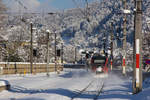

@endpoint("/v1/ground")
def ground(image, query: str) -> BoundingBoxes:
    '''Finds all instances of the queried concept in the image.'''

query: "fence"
[0,62,63,75]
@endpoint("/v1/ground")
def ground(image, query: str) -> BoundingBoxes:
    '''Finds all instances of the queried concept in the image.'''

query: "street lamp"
[46,29,50,76]
[30,22,33,74]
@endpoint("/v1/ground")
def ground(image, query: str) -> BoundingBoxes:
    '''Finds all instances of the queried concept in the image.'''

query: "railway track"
[93,82,104,100]
[71,80,94,100]
[71,79,105,100]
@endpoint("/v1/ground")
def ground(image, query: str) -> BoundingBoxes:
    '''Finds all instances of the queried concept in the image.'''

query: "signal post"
[133,0,143,94]
[110,22,114,71]
[122,0,127,75]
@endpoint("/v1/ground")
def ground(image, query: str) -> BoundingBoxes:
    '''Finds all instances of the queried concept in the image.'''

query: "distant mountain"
[0,0,149,63]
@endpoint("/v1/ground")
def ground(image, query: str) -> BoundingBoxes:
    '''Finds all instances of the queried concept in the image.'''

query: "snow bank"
[0,80,10,92]
[0,80,10,87]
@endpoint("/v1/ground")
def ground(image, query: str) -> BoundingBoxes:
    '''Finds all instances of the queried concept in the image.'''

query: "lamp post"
[30,22,33,74]
[46,29,50,76]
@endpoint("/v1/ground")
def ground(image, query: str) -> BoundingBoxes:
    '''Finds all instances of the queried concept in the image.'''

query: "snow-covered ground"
[0,68,150,100]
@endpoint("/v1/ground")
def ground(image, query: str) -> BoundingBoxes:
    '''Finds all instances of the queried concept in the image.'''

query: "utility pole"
[110,22,114,70]
[122,0,127,75]
[133,0,143,94]
[46,30,50,76]
[61,43,63,64]
[55,33,57,72]
[30,22,33,74]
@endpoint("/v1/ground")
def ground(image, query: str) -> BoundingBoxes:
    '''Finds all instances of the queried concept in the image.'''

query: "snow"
[0,68,150,100]
[0,80,10,87]
[0,81,6,86]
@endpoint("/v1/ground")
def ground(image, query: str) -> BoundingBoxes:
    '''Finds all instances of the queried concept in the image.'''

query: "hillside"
[0,0,149,63]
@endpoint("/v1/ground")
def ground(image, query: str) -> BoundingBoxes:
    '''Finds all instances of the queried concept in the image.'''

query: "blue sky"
[49,0,76,10]
[3,0,94,12]
[37,0,94,11]
[38,0,75,10]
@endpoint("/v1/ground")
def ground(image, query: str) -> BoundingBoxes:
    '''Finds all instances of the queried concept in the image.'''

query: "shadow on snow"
[10,97,45,100]
[9,83,134,100]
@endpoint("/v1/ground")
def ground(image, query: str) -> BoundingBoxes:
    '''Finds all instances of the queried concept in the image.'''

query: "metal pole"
[30,22,33,74]
[111,22,114,70]
[46,30,50,76]
[133,0,143,94]
[122,0,127,75]
[55,33,57,72]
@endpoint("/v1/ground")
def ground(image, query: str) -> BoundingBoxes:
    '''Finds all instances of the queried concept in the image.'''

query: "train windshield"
[91,53,106,64]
